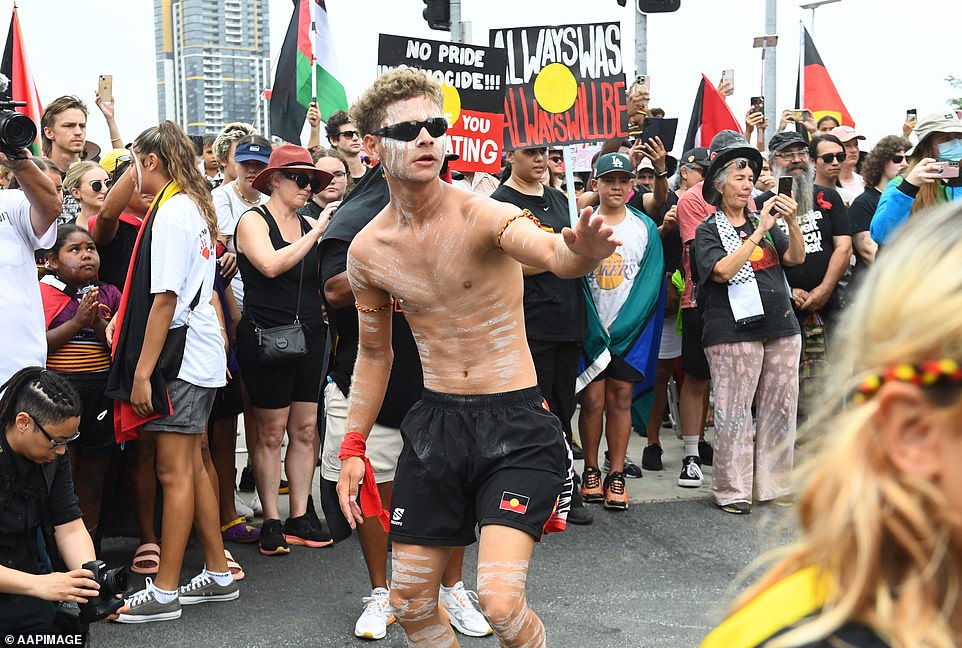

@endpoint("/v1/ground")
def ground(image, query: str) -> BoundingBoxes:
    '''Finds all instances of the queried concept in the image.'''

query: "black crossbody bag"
[253,256,308,365]
[157,286,202,380]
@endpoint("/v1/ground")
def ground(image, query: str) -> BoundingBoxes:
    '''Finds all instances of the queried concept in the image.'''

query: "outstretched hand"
[336,457,366,529]
[562,207,621,261]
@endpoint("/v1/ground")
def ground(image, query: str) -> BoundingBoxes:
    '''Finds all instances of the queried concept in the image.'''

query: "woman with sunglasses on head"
[234,144,334,557]
[691,140,804,515]
[106,121,237,623]
[702,201,962,648]
[63,161,111,232]
[870,112,962,245]
[847,136,910,280]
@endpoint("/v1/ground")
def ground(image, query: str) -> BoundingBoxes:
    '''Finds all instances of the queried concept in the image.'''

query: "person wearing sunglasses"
[757,133,851,412]
[545,146,565,189]
[692,142,803,515]
[338,67,619,648]
[0,367,128,633]
[326,109,368,183]
[847,136,910,281]
[234,144,335,558]
[63,161,111,232]
[830,125,867,198]
[871,112,962,246]
[809,134,849,203]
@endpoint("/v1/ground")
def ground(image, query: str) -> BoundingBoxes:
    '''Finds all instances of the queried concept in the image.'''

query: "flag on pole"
[1,5,42,155]
[796,25,853,127]
[270,0,347,144]
[682,74,742,153]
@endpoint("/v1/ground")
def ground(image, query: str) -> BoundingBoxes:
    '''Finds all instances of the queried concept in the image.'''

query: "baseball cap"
[594,152,634,178]
[234,141,272,165]
[768,131,808,152]
[829,125,865,143]
[680,146,711,168]
[99,148,131,174]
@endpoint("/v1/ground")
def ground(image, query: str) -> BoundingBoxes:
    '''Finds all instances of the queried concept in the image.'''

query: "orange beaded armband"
[496,209,542,250]
[355,302,391,314]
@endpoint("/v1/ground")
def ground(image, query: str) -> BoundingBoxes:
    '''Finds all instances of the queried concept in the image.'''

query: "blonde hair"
[729,201,962,647]
[63,161,102,193]
[350,67,443,139]
[211,122,256,161]
[133,121,218,239]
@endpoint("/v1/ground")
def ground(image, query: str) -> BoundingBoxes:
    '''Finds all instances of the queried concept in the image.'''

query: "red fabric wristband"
[338,431,390,532]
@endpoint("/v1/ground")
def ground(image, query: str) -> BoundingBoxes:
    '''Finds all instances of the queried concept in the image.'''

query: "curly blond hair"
[350,67,443,138]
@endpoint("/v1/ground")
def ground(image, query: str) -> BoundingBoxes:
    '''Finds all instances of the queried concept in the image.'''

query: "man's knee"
[389,587,439,624]
[477,590,525,630]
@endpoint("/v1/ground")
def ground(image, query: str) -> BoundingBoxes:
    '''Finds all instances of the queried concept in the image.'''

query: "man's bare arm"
[2,154,61,236]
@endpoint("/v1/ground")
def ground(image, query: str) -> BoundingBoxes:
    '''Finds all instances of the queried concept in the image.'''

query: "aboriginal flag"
[682,74,742,153]
[0,6,42,155]
[499,492,529,514]
[796,25,854,127]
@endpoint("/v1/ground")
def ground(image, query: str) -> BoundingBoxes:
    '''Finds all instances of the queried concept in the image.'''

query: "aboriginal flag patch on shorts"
[499,491,529,514]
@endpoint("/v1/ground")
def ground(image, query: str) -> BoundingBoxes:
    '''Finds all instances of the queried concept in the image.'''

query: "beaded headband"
[852,359,962,403]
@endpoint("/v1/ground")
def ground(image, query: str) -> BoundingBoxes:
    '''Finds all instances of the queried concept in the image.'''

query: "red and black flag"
[0,5,42,154]
[682,74,742,153]
[796,24,854,127]
[499,492,529,514]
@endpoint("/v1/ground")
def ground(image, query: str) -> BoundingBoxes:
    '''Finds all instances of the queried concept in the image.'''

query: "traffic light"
[638,0,680,11]
[423,0,450,31]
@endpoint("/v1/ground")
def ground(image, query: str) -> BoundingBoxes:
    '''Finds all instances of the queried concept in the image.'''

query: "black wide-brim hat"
[252,143,333,195]
[701,145,763,206]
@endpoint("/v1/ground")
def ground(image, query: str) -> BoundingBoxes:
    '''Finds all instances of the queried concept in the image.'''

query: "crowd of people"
[0,64,960,647]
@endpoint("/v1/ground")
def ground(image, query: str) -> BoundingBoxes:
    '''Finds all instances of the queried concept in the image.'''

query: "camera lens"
[0,110,37,151]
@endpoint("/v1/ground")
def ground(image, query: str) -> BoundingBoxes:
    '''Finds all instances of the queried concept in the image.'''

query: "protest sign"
[490,23,629,150]
[377,34,506,172]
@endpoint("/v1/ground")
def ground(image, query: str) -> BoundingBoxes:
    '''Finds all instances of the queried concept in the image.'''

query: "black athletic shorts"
[389,387,566,546]
[67,375,115,453]
[681,307,711,380]
[591,354,644,384]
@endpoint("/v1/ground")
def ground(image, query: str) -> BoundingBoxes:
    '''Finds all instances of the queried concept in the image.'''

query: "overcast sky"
[4,0,957,155]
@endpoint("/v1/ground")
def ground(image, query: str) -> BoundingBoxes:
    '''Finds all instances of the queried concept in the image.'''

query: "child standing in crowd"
[40,224,121,543]
[106,121,236,623]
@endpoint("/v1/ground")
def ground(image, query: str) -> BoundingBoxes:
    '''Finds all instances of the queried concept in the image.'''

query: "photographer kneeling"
[0,367,125,634]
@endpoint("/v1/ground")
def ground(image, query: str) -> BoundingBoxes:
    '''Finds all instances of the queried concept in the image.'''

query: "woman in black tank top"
[234,144,337,553]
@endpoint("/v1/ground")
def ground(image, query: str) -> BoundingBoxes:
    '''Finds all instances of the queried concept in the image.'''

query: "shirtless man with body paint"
[337,68,619,648]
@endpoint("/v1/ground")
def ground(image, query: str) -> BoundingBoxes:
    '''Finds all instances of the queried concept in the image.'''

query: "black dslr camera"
[0,99,37,160]
[76,559,128,623]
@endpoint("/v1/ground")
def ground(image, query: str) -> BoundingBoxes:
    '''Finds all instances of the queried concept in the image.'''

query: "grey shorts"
[142,378,216,434]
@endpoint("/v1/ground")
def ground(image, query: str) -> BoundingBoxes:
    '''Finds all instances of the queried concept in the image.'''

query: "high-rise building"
[154,0,270,136]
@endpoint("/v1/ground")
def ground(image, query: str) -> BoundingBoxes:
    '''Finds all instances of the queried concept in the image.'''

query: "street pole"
[635,4,647,75]
[764,0,777,132]
[450,0,462,43]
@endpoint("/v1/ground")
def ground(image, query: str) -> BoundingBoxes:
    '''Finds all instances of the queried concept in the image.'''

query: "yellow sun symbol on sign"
[441,83,462,126]
[533,63,578,114]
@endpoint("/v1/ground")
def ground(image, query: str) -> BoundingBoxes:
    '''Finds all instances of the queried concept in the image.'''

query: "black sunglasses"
[338,130,359,139]
[549,155,564,163]
[281,171,324,193]
[891,154,907,164]
[373,118,448,142]
[90,179,113,192]
[817,152,847,164]
[31,415,79,448]
[727,159,751,170]
[573,181,584,190]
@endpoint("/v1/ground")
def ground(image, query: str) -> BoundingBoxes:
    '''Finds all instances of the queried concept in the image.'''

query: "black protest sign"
[377,34,506,114]
[490,23,628,150]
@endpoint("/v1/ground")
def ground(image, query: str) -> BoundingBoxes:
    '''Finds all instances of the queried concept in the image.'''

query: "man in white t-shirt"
[0,153,66,384]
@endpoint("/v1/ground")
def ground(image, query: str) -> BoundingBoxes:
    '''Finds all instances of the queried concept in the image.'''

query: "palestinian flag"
[682,74,742,153]
[796,25,853,127]
[0,6,42,155]
[270,0,347,144]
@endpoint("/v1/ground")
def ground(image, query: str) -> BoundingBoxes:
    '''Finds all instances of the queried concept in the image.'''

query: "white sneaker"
[439,581,493,637]
[234,491,254,519]
[250,492,262,515]
[354,587,394,640]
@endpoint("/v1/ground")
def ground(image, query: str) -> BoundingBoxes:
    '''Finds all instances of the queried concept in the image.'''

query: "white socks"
[682,435,699,458]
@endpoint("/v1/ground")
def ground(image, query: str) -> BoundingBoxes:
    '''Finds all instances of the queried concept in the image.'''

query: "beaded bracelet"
[851,359,962,403]
[496,209,542,250]
[355,301,391,314]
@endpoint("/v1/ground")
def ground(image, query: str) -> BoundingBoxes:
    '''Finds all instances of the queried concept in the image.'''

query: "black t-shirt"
[846,187,879,288]
[319,167,423,428]
[651,191,682,273]
[755,185,850,294]
[97,218,141,291]
[489,184,586,341]
[692,215,800,347]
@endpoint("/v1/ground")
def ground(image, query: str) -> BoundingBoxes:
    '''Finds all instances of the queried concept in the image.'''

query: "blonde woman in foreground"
[702,201,962,647]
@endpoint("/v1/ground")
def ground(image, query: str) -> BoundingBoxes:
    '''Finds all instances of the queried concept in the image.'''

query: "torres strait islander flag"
[682,74,742,153]
[270,0,347,144]
[0,6,42,155]
[797,25,854,128]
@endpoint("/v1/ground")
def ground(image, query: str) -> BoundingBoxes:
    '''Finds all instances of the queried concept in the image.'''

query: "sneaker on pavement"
[570,440,584,461]
[439,581,493,637]
[238,465,255,492]
[259,518,290,556]
[641,443,663,471]
[283,514,334,548]
[355,587,395,639]
[603,472,629,510]
[718,500,752,515]
[567,483,593,525]
[677,455,703,488]
[603,451,643,479]
[178,572,239,605]
[114,579,181,624]
[234,490,254,519]
[250,491,262,515]
[580,466,604,503]
[699,439,714,466]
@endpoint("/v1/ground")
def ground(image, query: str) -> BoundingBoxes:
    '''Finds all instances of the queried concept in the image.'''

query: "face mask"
[937,138,962,162]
